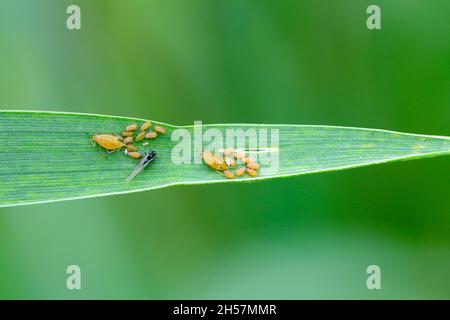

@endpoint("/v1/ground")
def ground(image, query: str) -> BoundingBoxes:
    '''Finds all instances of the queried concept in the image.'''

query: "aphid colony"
[202,148,261,179]
[91,120,166,159]
[92,120,165,182]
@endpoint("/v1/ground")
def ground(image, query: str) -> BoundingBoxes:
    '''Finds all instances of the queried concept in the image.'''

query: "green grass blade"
[1,110,449,207]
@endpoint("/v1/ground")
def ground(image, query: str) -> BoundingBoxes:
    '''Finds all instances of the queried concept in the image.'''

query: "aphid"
[140,121,151,131]
[122,131,133,137]
[202,152,223,170]
[201,150,259,179]
[126,124,138,132]
[115,135,124,142]
[126,145,138,152]
[92,134,125,151]
[246,168,258,177]
[235,167,246,176]
[127,152,142,159]
[225,157,235,167]
[123,136,133,144]
[136,131,146,142]
[203,150,229,171]
[142,142,149,146]
[202,151,216,166]
[154,125,166,134]
[210,158,228,171]
[246,162,260,170]
[223,170,235,179]
[126,150,157,183]
[145,132,157,139]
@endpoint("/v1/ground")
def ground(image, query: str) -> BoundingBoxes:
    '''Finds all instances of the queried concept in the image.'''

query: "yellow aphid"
[123,136,133,144]
[122,131,132,137]
[127,152,142,159]
[203,151,229,171]
[145,132,157,139]
[235,167,246,176]
[247,162,260,170]
[126,145,138,152]
[202,151,216,166]
[136,131,146,142]
[154,125,166,134]
[223,170,235,179]
[92,134,124,151]
[126,124,138,132]
[246,168,258,177]
[140,121,151,131]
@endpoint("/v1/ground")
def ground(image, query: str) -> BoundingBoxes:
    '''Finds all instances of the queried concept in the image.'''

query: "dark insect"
[126,150,157,183]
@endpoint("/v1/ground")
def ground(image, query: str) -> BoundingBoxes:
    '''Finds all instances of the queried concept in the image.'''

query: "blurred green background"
[0,0,449,299]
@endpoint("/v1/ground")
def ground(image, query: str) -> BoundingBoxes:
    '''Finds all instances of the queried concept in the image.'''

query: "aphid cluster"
[126,150,157,183]
[91,120,166,159]
[202,148,261,179]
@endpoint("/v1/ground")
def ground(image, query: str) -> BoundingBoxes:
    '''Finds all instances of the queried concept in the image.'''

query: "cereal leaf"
[1,110,449,207]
